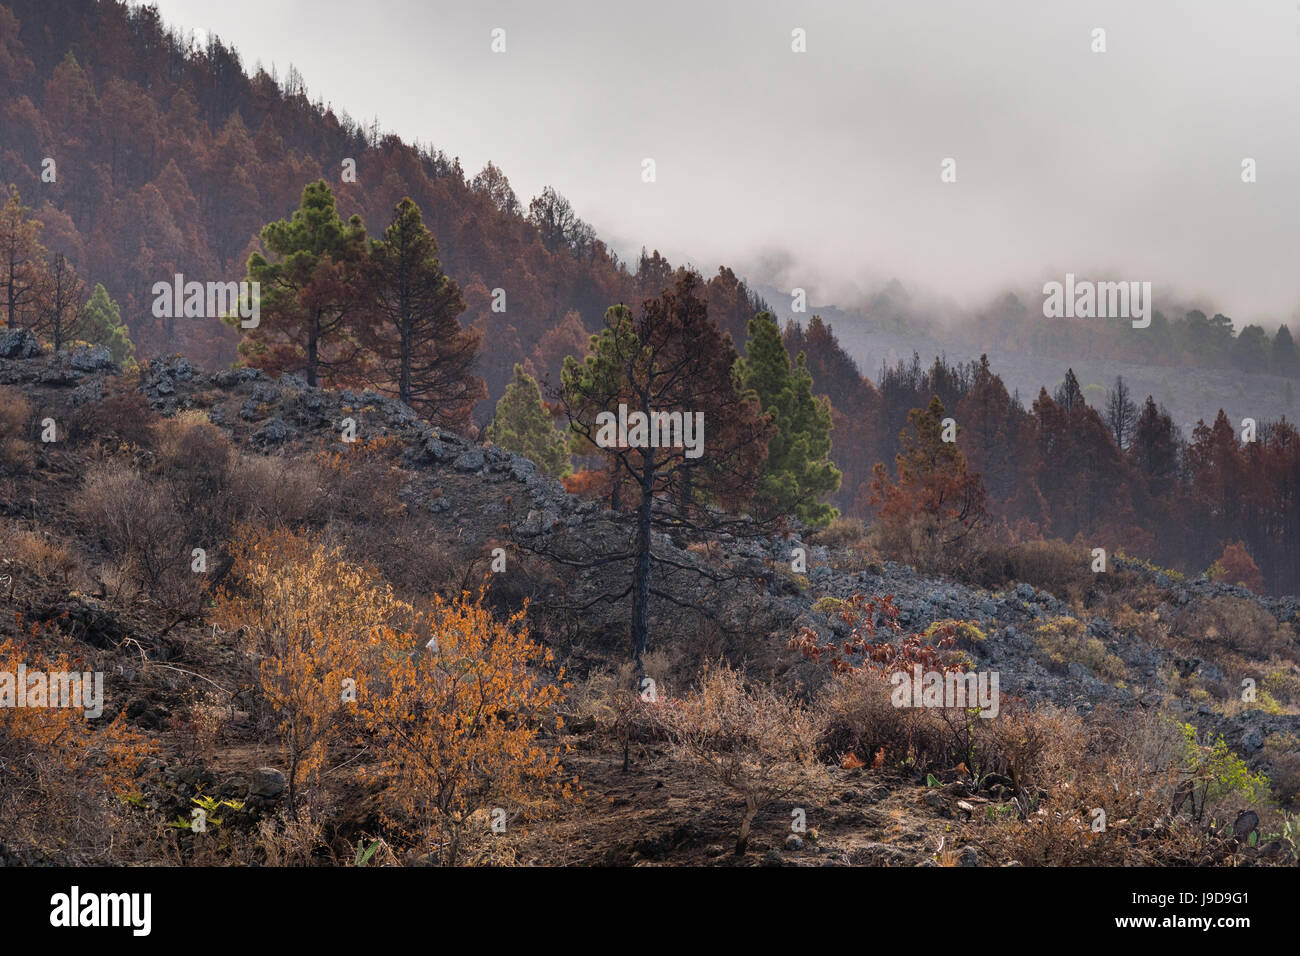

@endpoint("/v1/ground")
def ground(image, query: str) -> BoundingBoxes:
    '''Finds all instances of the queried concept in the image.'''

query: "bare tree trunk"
[609,456,622,511]
[306,322,319,387]
[287,750,299,820]
[735,793,758,855]
[399,322,412,406]
[632,465,653,682]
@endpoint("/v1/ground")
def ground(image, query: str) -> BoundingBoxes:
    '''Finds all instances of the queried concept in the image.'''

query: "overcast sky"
[146,0,1300,326]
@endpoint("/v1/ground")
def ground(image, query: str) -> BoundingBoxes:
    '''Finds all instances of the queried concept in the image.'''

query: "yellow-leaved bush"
[0,626,155,860]
[361,590,574,864]
[217,526,574,861]
[216,526,412,815]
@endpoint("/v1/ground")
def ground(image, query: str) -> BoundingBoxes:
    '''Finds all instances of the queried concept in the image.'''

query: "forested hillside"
[2,0,1299,600]
[0,0,766,407]
[1,1,1298,880]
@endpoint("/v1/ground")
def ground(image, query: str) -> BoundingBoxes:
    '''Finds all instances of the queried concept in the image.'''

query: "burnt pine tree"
[542,273,772,677]
[527,185,596,258]
[38,252,86,352]
[0,185,45,330]
[366,197,484,430]
[1054,367,1085,413]
[869,395,987,570]
[1273,324,1300,377]
[1129,396,1180,496]
[1104,375,1138,451]
[241,180,369,387]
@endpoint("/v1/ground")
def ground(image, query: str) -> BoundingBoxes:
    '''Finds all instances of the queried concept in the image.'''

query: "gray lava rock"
[248,767,286,800]
[65,344,113,372]
[70,379,104,406]
[213,367,263,388]
[1232,810,1259,843]
[424,437,453,462]
[0,328,42,358]
[453,448,485,472]
[255,418,291,444]
[851,842,906,865]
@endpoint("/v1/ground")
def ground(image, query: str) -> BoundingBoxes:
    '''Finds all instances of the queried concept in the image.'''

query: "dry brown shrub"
[1173,596,1295,665]
[982,708,1223,865]
[814,662,1093,801]
[563,665,623,729]
[167,690,227,765]
[331,516,472,599]
[1003,538,1092,601]
[64,384,157,449]
[808,516,868,550]
[1262,733,1300,807]
[0,385,34,474]
[314,436,407,523]
[0,525,78,581]
[0,386,32,433]
[151,410,238,542]
[817,667,950,771]
[235,453,325,529]
[95,386,157,447]
[254,814,325,866]
[982,702,1088,793]
[656,662,822,855]
[75,460,198,611]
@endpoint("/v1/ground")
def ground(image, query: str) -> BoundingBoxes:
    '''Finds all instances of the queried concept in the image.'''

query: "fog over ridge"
[148,0,1300,327]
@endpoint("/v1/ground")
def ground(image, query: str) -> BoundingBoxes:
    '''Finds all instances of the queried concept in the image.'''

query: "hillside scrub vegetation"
[0,0,1297,871]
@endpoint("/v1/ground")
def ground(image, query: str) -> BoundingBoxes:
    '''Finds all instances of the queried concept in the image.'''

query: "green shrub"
[812,596,846,615]
[1033,616,1126,681]
[1175,721,1270,815]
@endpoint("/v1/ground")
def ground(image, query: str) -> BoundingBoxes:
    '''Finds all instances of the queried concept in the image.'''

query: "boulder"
[254,418,291,445]
[65,344,113,372]
[0,328,42,359]
[453,448,485,472]
[248,767,286,800]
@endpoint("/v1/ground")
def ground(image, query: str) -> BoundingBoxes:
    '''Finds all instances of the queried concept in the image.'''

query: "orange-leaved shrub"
[215,526,411,815]
[360,588,574,865]
[0,628,155,862]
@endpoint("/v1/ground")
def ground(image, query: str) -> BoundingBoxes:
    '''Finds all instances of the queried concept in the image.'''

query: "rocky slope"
[2,329,1297,865]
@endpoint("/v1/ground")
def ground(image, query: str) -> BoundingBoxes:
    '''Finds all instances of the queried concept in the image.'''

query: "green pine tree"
[737,312,841,526]
[241,180,368,386]
[78,283,135,365]
[367,197,484,430]
[487,364,571,477]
